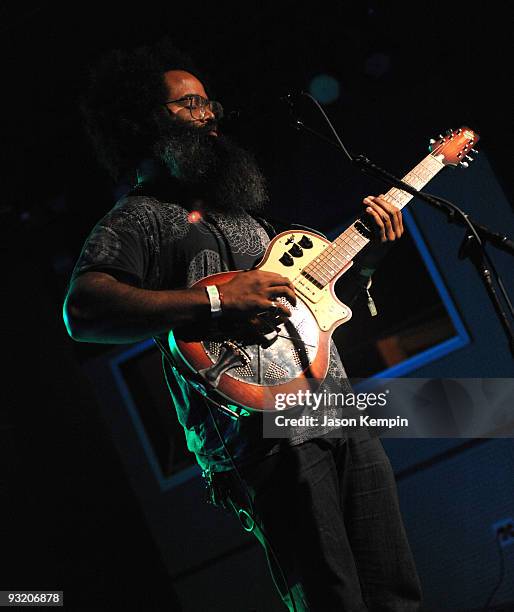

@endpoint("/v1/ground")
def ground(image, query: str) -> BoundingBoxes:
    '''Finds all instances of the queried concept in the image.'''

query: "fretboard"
[301,153,446,289]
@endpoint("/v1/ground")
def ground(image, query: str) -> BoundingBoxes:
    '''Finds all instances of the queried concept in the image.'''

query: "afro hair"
[80,37,208,181]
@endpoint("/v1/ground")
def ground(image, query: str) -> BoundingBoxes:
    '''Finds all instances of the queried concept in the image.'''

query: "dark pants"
[217,436,422,611]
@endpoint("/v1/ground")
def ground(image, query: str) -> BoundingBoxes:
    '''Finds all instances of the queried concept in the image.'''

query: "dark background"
[3,2,514,610]
[4,2,512,259]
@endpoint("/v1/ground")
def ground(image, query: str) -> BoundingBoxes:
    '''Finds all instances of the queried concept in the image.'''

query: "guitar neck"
[378,153,446,210]
[301,152,446,289]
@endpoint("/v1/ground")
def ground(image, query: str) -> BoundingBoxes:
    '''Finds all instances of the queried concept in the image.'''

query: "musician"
[64,39,422,610]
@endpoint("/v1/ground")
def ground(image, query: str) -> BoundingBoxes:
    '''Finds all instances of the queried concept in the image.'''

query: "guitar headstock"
[429,126,480,168]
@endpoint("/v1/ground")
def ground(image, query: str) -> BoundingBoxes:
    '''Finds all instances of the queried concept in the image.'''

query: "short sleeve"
[70,200,151,288]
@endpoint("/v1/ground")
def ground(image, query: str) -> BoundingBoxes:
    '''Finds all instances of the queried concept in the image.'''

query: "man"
[64,40,422,610]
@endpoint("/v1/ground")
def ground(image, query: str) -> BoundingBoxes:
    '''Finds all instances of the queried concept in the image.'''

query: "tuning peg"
[446,128,454,136]
[465,155,474,162]
[471,148,479,154]
[429,138,436,144]
[460,161,469,168]
[438,134,445,139]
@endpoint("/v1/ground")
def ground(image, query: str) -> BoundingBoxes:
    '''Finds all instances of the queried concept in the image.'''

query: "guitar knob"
[298,235,313,248]
[288,244,303,257]
[279,252,294,266]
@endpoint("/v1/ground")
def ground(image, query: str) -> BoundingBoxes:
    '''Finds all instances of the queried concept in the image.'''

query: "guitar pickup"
[298,235,313,248]
[279,253,294,266]
[288,244,303,257]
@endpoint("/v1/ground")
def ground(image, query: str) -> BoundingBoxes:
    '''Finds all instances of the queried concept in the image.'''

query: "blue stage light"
[308,74,340,104]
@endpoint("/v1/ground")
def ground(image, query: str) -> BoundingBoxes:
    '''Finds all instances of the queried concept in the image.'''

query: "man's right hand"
[219,270,297,320]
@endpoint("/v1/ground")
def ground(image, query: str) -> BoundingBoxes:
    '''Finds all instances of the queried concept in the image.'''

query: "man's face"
[163,70,218,136]
[153,70,268,213]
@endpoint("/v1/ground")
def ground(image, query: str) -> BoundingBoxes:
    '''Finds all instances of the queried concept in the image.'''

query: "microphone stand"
[292,118,514,358]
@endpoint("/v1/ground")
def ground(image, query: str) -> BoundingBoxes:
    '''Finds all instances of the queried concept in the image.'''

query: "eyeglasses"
[164,94,224,121]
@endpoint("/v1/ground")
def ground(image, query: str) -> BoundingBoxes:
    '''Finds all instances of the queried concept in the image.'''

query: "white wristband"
[205,285,222,318]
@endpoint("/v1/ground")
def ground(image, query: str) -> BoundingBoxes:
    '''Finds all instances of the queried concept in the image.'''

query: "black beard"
[152,120,269,214]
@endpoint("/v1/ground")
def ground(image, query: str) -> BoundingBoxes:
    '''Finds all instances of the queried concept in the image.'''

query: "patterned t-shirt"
[70,181,360,471]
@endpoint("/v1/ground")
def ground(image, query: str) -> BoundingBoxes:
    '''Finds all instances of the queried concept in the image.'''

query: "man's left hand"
[363,195,404,242]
